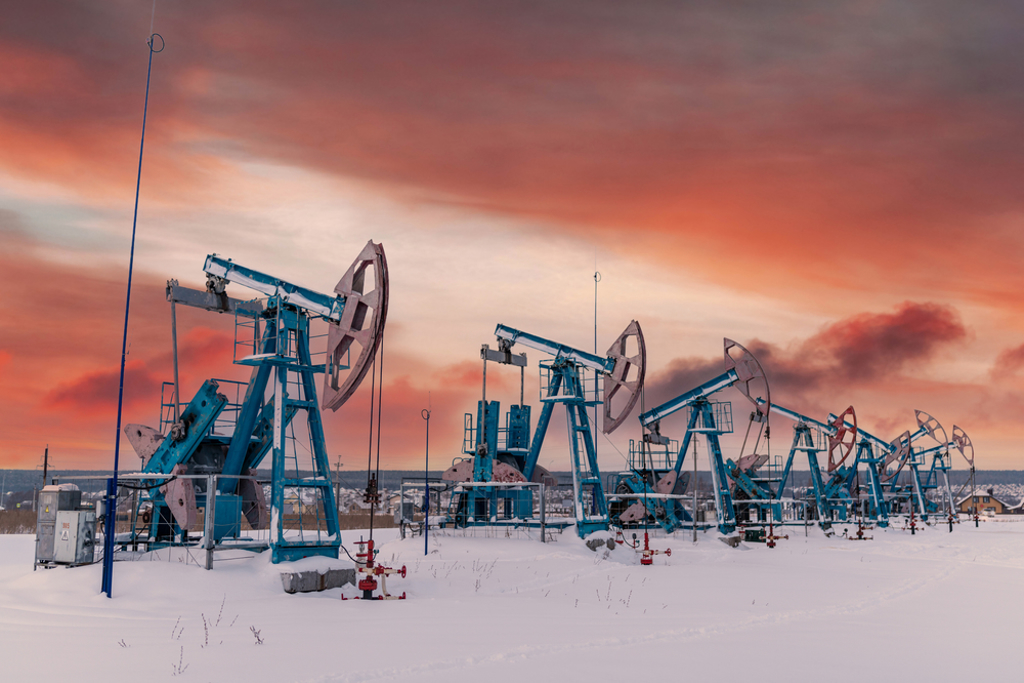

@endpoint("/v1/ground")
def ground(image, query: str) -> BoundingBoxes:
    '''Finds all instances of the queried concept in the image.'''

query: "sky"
[1,0,1022,475]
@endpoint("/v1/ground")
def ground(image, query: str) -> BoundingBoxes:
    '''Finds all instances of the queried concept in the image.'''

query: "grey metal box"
[35,523,56,562]
[37,487,82,522]
[36,485,83,563]
[53,510,97,564]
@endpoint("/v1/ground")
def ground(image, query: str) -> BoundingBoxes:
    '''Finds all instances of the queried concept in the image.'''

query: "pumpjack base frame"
[272,543,341,564]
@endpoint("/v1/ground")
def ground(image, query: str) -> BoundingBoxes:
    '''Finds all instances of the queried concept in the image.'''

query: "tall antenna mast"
[102,26,164,600]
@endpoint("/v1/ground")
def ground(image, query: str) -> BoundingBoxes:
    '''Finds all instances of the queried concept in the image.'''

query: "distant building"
[956,488,1010,515]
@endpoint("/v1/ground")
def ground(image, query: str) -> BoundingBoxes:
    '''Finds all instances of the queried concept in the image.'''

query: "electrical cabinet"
[35,484,93,566]
[53,510,97,564]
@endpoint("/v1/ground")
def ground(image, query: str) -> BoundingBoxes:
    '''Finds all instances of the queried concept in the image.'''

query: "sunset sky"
[2,1,1022,475]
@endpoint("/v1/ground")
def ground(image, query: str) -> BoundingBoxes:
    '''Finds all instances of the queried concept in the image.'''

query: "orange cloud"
[44,360,162,417]
[3,1,1023,314]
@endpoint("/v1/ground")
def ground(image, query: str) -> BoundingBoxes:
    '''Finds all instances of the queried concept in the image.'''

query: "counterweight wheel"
[915,410,948,448]
[827,406,857,472]
[602,320,647,434]
[323,241,389,412]
[724,338,770,418]
[951,425,974,467]
[882,431,912,482]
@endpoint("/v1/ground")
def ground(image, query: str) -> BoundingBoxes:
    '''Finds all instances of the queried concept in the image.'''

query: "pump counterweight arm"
[829,416,890,452]
[204,255,345,321]
[494,320,646,433]
[756,399,857,471]
[205,242,388,414]
[640,338,770,428]
[495,325,614,373]
[640,371,738,427]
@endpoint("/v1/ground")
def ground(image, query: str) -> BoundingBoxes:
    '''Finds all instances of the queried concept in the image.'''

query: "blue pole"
[102,33,164,598]
[421,408,431,556]
[101,477,114,595]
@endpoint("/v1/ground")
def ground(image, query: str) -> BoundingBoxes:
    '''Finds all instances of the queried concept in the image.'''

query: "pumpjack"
[123,242,388,562]
[616,339,770,535]
[885,411,948,521]
[947,427,978,524]
[826,414,914,528]
[442,321,646,538]
[913,424,973,521]
[749,400,858,529]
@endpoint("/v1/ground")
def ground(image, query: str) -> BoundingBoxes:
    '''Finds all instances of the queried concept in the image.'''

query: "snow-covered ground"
[2,519,1022,681]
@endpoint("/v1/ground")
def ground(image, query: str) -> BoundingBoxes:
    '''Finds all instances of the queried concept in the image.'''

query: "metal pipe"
[520,364,524,407]
[205,474,216,570]
[170,296,180,423]
[692,434,698,543]
[422,407,431,556]
[540,483,546,542]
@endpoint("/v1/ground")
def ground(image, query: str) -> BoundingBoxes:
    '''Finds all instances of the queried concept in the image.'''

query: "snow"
[2,519,1022,681]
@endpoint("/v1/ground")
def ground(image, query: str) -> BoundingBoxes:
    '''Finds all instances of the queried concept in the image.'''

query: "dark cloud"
[806,302,967,382]
[645,302,967,418]
[644,355,723,409]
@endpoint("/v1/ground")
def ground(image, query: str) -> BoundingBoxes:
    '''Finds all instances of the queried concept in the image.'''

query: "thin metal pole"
[422,407,431,555]
[205,475,216,570]
[481,354,487,409]
[520,364,524,407]
[540,483,546,542]
[170,295,180,422]
[103,32,163,599]
[334,454,342,520]
[692,434,698,543]
[593,271,600,454]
